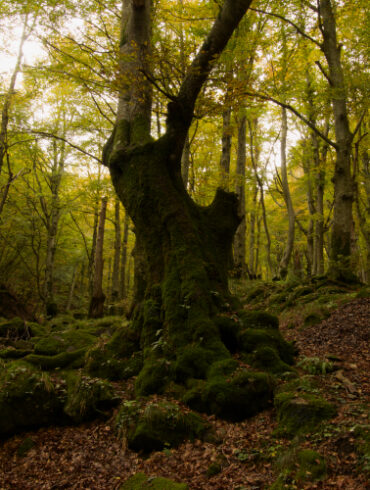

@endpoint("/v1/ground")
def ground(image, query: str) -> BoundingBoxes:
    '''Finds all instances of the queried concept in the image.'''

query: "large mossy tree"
[103,0,293,409]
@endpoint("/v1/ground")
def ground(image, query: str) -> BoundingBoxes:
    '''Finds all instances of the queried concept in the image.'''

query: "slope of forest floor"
[0,282,369,489]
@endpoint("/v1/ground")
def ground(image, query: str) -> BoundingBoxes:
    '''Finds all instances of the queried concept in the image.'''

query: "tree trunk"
[248,184,258,277]
[233,111,247,278]
[278,107,295,279]
[248,119,272,279]
[219,107,232,191]
[102,0,291,411]
[120,211,130,300]
[0,15,28,177]
[88,196,108,318]
[66,263,78,312]
[111,199,121,303]
[319,0,355,281]
[44,139,65,316]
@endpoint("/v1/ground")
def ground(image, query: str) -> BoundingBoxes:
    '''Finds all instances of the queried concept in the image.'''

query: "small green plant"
[297,356,335,375]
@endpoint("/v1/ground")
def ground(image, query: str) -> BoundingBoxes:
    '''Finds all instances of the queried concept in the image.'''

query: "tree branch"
[249,7,322,48]
[168,0,253,133]
[24,130,102,163]
[244,91,337,149]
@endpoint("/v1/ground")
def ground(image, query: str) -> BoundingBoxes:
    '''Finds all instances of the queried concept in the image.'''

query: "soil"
[0,298,369,489]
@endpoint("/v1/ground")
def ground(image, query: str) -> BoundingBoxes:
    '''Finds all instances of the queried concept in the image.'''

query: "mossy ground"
[0,280,368,489]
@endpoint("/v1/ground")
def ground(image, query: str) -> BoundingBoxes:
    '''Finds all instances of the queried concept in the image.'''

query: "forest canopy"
[0,0,368,316]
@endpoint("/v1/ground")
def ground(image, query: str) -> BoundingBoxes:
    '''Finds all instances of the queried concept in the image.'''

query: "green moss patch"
[34,330,95,356]
[120,473,188,489]
[271,449,326,488]
[63,373,118,423]
[183,369,274,422]
[250,346,295,375]
[0,317,28,339]
[0,361,66,436]
[238,310,279,330]
[116,400,208,453]
[274,391,337,437]
[238,328,296,365]
[24,348,87,370]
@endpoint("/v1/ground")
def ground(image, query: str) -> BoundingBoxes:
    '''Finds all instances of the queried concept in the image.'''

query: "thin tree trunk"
[120,211,130,300]
[44,138,65,316]
[88,196,108,318]
[248,119,272,279]
[111,199,121,303]
[248,184,258,278]
[66,263,78,312]
[234,111,247,278]
[278,107,295,279]
[0,15,28,177]
[89,203,99,298]
[181,135,190,189]
[219,107,232,191]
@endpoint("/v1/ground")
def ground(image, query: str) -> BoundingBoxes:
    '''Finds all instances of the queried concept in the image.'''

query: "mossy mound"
[238,328,296,365]
[34,330,96,356]
[0,347,33,359]
[0,360,66,436]
[183,368,274,422]
[274,391,337,437]
[250,346,295,375]
[85,326,141,381]
[238,310,279,330]
[135,357,173,396]
[120,473,188,489]
[271,449,326,488]
[116,399,208,453]
[85,345,143,381]
[63,372,118,423]
[0,317,28,339]
[24,348,87,370]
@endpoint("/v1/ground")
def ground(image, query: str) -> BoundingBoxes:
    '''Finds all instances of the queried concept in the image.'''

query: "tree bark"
[219,107,232,191]
[88,196,108,318]
[44,139,65,316]
[104,0,252,394]
[111,199,121,303]
[319,0,355,280]
[120,211,130,300]
[233,111,247,279]
[278,107,295,279]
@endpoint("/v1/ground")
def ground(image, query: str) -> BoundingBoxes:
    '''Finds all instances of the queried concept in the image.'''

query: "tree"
[103,0,261,393]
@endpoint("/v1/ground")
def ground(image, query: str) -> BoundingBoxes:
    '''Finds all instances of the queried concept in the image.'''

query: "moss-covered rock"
[250,346,294,375]
[274,391,337,437]
[63,373,118,423]
[238,310,279,330]
[116,400,208,453]
[174,345,220,382]
[0,360,66,436]
[24,348,87,370]
[0,317,27,339]
[0,347,33,359]
[34,330,95,356]
[85,345,143,381]
[135,357,173,396]
[120,473,188,490]
[238,328,296,365]
[183,369,274,422]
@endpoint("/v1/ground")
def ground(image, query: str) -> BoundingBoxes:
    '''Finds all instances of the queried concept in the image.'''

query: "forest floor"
[0,294,369,489]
